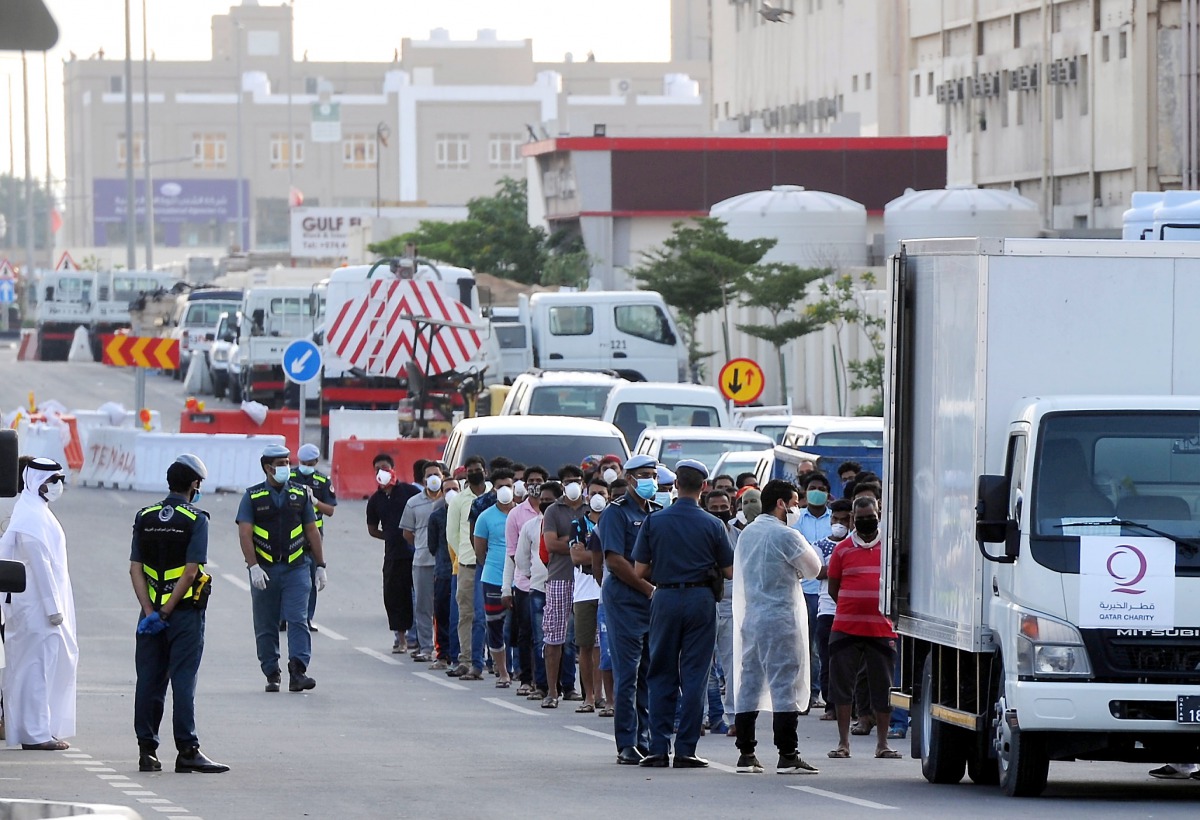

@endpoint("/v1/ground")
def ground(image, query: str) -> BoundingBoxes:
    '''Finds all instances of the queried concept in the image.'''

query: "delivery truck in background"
[885,238,1200,797]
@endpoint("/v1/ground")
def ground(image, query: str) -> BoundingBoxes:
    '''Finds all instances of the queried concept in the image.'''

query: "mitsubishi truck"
[885,238,1200,797]
[228,286,324,407]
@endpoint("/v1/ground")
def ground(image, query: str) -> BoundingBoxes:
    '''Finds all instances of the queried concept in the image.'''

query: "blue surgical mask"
[806,489,828,507]
[298,465,316,476]
[273,465,291,484]
[635,478,657,500]
[192,490,203,504]
[654,491,672,508]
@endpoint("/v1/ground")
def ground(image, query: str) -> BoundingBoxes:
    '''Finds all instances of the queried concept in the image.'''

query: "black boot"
[264,670,281,693]
[175,746,229,774]
[288,658,316,692]
[138,746,161,772]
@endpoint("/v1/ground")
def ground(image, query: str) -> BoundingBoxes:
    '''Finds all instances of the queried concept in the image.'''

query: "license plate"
[1177,695,1200,724]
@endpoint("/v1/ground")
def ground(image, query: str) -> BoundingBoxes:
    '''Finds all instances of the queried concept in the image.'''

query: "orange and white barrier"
[77,428,141,489]
[16,329,38,361]
[328,410,400,449]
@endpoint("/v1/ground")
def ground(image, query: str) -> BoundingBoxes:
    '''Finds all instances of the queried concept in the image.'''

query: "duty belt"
[656,581,710,589]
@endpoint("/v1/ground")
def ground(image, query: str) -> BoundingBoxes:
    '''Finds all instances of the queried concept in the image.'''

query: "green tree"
[539,230,593,289]
[629,218,773,381]
[369,177,547,283]
[0,174,55,253]
[736,263,829,404]
[805,272,886,415]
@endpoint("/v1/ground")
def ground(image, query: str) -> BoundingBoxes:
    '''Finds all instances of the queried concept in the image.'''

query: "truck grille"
[1108,642,1200,674]
[1083,630,1200,682]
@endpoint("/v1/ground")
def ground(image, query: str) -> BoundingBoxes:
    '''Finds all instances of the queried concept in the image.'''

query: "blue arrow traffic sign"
[0,278,14,305]
[282,338,322,384]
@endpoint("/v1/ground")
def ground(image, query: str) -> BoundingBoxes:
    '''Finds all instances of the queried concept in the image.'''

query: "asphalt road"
[2,352,1200,818]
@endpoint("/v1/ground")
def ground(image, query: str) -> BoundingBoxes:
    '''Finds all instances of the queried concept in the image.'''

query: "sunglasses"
[44,475,65,485]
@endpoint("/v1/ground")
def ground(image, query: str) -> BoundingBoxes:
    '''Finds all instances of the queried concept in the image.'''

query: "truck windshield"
[459,434,625,471]
[813,430,883,448]
[528,386,613,419]
[1031,411,1200,572]
[658,438,766,471]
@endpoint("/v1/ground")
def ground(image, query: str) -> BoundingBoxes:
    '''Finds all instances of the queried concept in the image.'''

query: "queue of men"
[360,447,902,773]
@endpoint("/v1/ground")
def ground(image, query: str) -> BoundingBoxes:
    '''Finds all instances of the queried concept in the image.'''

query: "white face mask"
[602,468,619,484]
[376,468,393,486]
[785,506,801,527]
[590,494,608,513]
[513,479,527,498]
[43,481,64,503]
[496,485,515,505]
[425,474,443,493]
[564,482,583,501]
[444,489,459,504]
[830,523,849,540]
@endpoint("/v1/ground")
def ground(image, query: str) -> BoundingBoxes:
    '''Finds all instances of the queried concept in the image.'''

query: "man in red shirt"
[825,496,900,760]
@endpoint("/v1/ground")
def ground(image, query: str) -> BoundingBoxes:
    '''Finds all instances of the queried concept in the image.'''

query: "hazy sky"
[0,0,672,184]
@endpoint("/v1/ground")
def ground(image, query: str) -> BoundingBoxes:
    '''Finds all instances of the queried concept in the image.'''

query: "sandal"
[875,749,902,759]
[598,706,615,717]
[22,739,69,751]
[575,703,596,713]
[819,711,837,721]
[516,683,533,696]
[826,748,850,759]
[540,695,560,709]
[850,720,875,736]
[495,679,512,689]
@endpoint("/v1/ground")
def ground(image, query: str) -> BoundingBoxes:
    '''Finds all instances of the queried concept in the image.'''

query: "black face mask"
[539,500,555,513]
[467,470,485,487]
[710,509,733,523]
[855,517,879,537]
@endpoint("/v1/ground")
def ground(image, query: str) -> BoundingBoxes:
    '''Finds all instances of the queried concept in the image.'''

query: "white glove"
[248,564,269,590]
[314,566,327,592]
[49,613,63,626]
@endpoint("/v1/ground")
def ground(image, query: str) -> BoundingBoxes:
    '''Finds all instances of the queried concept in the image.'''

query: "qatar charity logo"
[1107,544,1148,594]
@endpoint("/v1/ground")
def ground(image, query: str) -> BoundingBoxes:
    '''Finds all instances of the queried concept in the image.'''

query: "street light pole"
[234,22,244,253]
[123,0,136,270]
[142,0,154,269]
[22,51,35,277]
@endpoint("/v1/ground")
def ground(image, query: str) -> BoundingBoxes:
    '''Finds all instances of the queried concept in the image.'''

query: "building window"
[487,133,524,169]
[192,132,227,168]
[116,133,144,168]
[1119,31,1128,59]
[851,75,858,92]
[436,133,470,170]
[1102,35,1110,62]
[342,133,377,169]
[865,72,872,91]
[269,133,305,169]
[928,72,934,95]
[913,74,920,97]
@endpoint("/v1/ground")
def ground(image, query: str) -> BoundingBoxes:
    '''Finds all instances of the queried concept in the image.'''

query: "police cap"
[262,443,291,459]
[167,453,207,485]
[297,443,321,462]
[623,454,656,472]
[675,458,709,479]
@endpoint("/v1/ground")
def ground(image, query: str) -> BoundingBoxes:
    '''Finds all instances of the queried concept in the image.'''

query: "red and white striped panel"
[325,279,483,377]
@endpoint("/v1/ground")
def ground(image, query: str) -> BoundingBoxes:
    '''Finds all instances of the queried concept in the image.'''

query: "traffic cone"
[67,327,92,362]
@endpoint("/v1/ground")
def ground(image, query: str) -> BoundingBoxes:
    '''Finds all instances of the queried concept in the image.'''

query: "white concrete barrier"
[329,409,398,449]
[77,428,142,489]
[17,424,69,474]
[133,432,285,493]
[0,799,141,819]
[72,409,163,449]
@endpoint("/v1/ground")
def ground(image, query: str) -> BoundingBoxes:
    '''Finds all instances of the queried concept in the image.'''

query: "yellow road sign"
[718,358,765,404]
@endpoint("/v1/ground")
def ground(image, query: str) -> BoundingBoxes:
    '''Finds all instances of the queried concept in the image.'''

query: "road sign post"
[718,357,766,405]
[283,339,323,455]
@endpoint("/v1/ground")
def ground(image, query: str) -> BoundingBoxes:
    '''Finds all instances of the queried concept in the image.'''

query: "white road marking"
[564,724,613,741]
[63,752,92,758]
[707,760,737,774]
[150,808,189,814]
[221,572,250,592]
[138,798,171,804]
[310,622,346,641]
[85,767,115,772]
[412,671,468,691]
[482,696,548,717]
[355,646,402,666]
[112,782,143,789]
[98,774,131,780]
[122,791,157,796]
[786,785,898,810]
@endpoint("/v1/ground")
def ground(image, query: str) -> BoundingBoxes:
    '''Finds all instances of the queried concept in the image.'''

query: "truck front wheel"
[917,655,967,784]
[992,667,1049,797]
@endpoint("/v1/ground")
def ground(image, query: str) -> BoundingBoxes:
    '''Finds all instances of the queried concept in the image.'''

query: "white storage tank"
[883,186,1041,254]
[1123,191,1165,240]
[710,185,867,268]
[1151,190,1200,241]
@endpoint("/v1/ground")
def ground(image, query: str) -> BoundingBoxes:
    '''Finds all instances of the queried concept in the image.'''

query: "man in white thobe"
[0,457,77,750]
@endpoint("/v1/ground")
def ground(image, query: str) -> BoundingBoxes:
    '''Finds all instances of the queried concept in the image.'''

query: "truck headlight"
[1014,610,1093,679]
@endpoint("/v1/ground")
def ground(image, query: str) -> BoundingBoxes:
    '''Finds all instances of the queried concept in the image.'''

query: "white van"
[443,416,630,471]
[499,370,625,419]
[779,415,883,449]
[633,427,773,472]
[515,291,687,383]
[602,383,730,448]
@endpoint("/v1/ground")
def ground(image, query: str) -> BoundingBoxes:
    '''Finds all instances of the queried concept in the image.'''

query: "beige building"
[711,0,1199,231]
[62,1,708,263]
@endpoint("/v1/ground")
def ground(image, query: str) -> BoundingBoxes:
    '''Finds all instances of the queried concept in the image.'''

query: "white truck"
[227,286,324,407]
[885,238,1200,797]
[493,290,688,383]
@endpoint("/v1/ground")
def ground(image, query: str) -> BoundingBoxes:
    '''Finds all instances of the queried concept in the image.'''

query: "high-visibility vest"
[289,469,333,532]
[246,481,308,565]
[135,499,204,608]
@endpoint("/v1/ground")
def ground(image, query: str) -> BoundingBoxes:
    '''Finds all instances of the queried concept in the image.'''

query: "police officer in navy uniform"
[288,443,337,632]
[237,443,327,693]
[596,454,662,765]
[130,454,228,774]
[632,459,734,769]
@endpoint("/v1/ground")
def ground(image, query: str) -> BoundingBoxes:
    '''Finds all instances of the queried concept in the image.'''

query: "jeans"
[434,575,452,661]
[307,558,318,625]
[134,607,204,751]
[250,557,312,675]
[512,588,533,685]
[815,613,834,709]
[412,564,435,654]
[383,550,414,633]
[706,654,725,725]
[598,604,612,672]
[804,592,820,698]
[603,577,651,753]
[529,588,577,692]
[715,609,734,720]
[448,575,460,662]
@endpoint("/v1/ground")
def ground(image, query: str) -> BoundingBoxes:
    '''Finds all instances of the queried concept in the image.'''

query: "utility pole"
[43,52,52,259]
[22,52,35,277]
[6,74,14,251]
[142,0,154,268]
[123,0,137,270]
[234,21,244,252]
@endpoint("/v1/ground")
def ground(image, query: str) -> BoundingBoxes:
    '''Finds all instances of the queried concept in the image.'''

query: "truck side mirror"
[0,559,26,594]
[0,429,17,497]
[976,473,1017,563]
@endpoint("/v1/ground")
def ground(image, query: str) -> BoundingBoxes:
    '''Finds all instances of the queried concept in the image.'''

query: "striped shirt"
[827,533,896,638]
